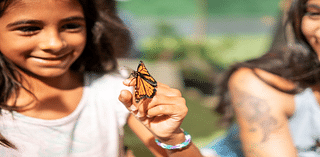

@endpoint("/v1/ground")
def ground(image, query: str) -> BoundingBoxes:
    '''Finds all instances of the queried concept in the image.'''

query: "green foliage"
[203,34,272,68]
[207,0,281,17]
[138,23,234,64]
[118,0,281,17]
[117,0,196,17]
[138,23,271,69]
[138,23,187,61]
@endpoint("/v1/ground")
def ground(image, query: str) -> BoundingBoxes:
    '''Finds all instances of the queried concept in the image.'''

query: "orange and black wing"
[134,61,157,103]
[135,74,157,103]
[137,61,157,86]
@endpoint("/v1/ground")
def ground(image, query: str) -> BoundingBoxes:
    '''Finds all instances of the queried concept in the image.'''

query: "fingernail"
[136,112,142,117]
[130,105,137,111]
[118,96,124,102]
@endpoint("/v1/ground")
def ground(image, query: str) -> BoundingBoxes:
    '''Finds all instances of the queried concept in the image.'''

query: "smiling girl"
[0,0,202,156]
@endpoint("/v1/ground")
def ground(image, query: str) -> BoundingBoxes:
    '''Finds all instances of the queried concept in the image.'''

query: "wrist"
[156,128,185,145]
[155,129,192,150]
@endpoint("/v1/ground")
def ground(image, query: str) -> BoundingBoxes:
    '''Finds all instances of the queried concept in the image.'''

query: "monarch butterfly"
[131,61,157,103]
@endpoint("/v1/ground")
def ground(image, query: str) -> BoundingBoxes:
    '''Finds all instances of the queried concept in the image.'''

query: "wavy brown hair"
[0,0,131,148]
[215,0,319,125]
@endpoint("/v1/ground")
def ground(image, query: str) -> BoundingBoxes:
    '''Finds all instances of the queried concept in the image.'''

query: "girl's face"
[302,0,320,60]
[0,0,86,78]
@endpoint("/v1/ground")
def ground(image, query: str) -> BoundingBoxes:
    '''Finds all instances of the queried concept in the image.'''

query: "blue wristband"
[155,130,192,150]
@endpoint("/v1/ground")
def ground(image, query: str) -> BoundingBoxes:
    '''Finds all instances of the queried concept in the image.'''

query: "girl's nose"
[38,30,66,52]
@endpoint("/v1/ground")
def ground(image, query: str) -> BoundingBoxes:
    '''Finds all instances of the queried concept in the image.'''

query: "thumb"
[119,89,133,109]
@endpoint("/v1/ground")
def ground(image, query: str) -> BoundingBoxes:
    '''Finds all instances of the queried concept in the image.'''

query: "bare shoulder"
[228,67,295,116]
[228,67,297,156]
[229,67,296,93]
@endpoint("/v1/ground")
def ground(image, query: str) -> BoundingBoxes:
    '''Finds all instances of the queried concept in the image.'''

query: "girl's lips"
[31,52,71,60]
[30,52,73,67]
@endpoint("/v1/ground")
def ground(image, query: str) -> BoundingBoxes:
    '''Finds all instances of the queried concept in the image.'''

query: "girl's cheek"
[301,18,312,38]
[0,35,36,55]
[63,31,86,51]
[301,16,320,37]
[301,19,318,47]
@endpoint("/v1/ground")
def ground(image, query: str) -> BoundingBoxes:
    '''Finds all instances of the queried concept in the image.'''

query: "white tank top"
[0,72,131,157]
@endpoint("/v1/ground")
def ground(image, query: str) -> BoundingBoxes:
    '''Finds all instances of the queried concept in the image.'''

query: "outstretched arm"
[229,68,297,157]
[119,79,203,157]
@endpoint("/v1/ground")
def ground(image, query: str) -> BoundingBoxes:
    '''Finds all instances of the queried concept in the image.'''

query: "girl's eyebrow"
[305,4,320,10]
[6,20,42,28]
[60,16,85,23]
[6,16,85,28]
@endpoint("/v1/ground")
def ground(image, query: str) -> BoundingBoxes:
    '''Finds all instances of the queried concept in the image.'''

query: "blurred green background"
[117,0,282,156]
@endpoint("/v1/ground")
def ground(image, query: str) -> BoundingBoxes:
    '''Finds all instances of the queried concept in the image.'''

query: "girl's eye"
[306,12,320,16]
[305,8,320,19]
[61,23,83,31]
[17,26,41,34]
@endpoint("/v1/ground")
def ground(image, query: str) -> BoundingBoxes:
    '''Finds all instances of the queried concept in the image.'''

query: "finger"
[155,86,182,97]
[123,78,136,86]
[135,98,152,117]
[119,90,142,117]
[149,94,186,109]
[123,80,182,115]
[119,89,134,109]
[147,97,188,119]
[141,94,186,115]
[156,82,170,88]
[135,86,183,116]
[147,105,187,120]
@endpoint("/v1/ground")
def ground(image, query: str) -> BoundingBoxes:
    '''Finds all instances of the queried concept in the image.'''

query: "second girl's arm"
[229,68,297,157]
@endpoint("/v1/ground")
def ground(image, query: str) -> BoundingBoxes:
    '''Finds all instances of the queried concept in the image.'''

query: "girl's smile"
[0,0,87,78]
[29,50,75,68]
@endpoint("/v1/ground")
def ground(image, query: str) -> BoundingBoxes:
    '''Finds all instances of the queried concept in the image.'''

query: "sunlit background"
[116,0,283,156]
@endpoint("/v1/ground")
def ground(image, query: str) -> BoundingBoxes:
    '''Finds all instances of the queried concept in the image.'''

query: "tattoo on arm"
[233,88,278,143]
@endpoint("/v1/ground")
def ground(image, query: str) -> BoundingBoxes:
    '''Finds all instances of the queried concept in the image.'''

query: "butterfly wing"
[137,61,157,86]
[135,74,157,103]
[134,61,157,103]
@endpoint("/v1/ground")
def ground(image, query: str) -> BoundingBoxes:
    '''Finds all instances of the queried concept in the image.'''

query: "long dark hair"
[72,0,132,73]
[0,0,131,148]
[215,0,320,125]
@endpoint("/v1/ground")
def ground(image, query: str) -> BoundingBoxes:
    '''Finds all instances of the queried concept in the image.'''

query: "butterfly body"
[131,61,157,103]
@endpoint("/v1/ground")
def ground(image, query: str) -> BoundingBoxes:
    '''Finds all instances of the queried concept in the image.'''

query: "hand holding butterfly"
[119,79,202,157]
[121,79,186,139]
